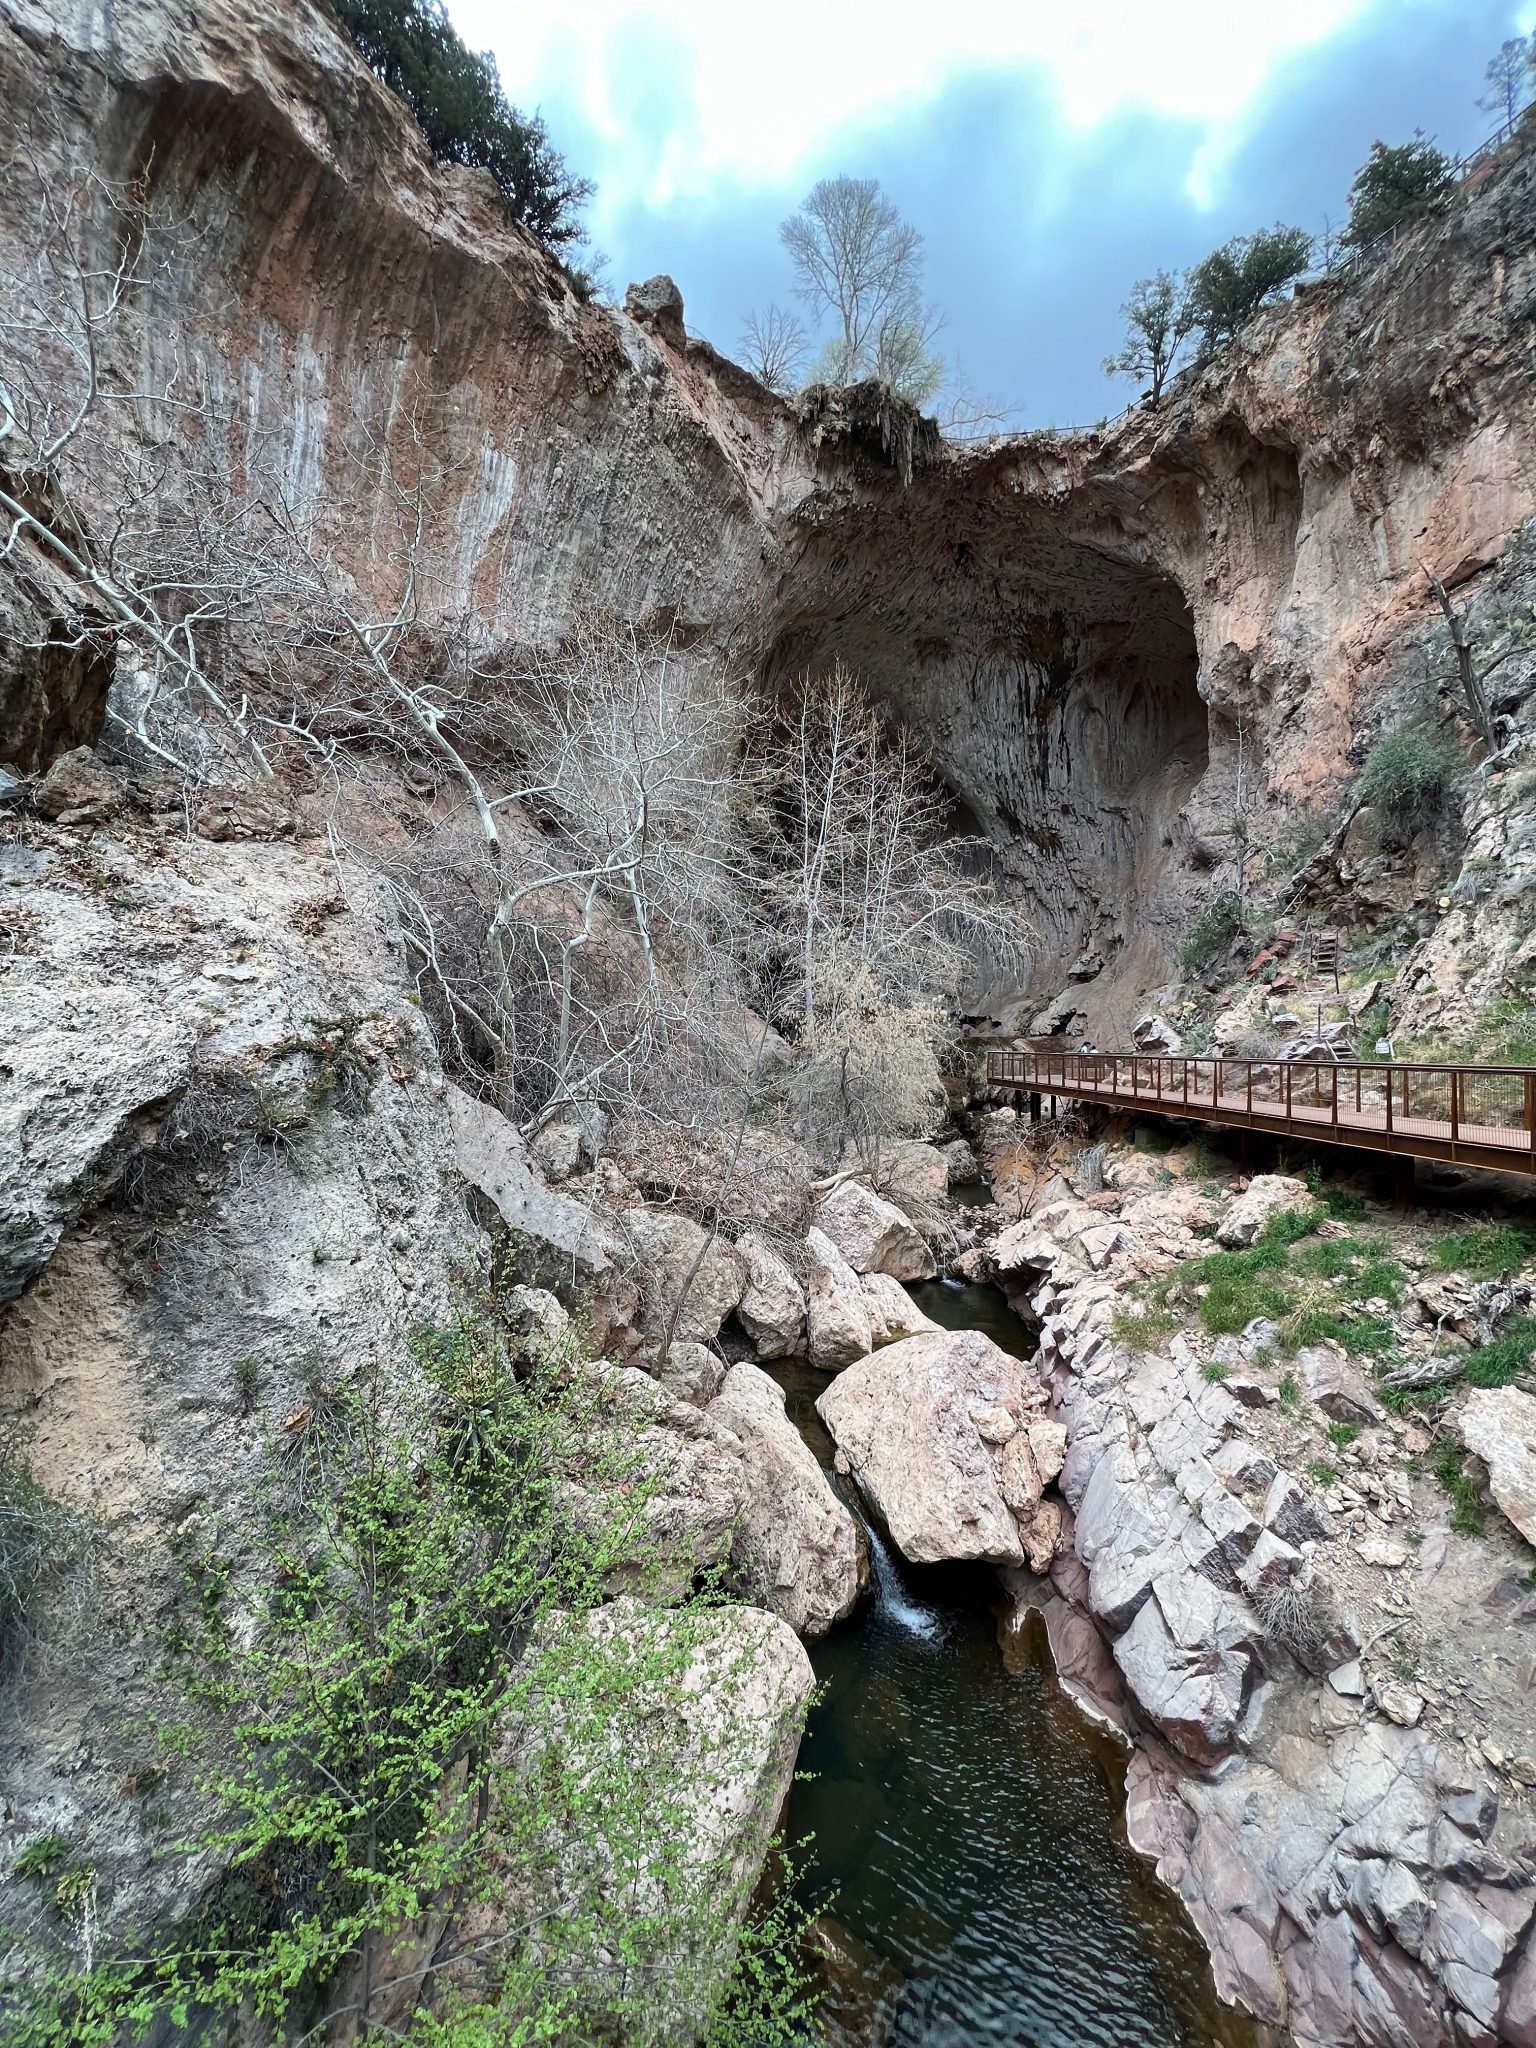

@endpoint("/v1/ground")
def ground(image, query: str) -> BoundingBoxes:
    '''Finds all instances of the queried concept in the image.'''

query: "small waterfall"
[862,1513,942,1643]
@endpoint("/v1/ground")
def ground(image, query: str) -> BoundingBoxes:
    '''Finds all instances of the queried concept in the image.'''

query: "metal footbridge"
[987,1048,1536,1177]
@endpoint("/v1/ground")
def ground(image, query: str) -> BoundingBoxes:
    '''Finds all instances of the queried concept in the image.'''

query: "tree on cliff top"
[1186,225,1313,356]
[1102,269,1194,404]
[1477,36,1533,130]
[1341,136,1454,250]
[777,175,946,405]
[333,0,591,248]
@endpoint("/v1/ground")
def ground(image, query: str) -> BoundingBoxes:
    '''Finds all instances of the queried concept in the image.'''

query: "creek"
[769,1278,1266,2048]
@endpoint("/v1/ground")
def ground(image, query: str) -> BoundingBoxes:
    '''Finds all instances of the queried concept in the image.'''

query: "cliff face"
[5,0,1534,1027]
[4,2,1536,2041]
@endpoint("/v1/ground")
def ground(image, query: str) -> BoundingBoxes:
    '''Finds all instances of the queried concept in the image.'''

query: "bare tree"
[737,305,807,394]
[1421,566,1507,754]
[780,176,925,387]
[760,665,1029,1162]
[1478,36,1533,128]
[0,150,280,777]
[1101,270,1193,404]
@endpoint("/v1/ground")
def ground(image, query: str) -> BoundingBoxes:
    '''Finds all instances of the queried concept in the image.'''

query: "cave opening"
[761,527,1207,1038]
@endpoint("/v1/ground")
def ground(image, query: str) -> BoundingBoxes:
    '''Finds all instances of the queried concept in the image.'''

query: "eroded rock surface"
[815,1328,1053,1566]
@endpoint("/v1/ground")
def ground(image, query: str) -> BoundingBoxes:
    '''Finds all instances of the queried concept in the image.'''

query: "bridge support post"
[1028,1092,1041,1126]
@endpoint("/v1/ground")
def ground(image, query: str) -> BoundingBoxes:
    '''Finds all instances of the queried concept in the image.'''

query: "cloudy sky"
[447,0,1536,426]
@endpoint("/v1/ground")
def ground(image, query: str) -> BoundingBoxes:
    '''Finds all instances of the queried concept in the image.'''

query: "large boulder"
[1215,1174,1314,1249]
[1458,1386,1536,1546]
[815,1329,1044,1565]
[813,1179,936,1282]
[706,1363,863,1636]
[804,1226,874,1369]
[621,1209,749,1349]
[489,1598,813,2040]
[733,1225,807,1360]
[448,1085,619,1279]
[860,1271,940,1346]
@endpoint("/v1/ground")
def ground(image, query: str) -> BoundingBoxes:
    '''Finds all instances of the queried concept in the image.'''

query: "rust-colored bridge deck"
[987,1048,1536,1177]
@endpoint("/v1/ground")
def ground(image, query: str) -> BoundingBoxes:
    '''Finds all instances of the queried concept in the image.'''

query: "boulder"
[448,1085,618,1278]
[873,1140,950,1215]
[1132,1014,1183,1054]
[32,743,122,822]
[860,1270,940,1345]
[706,1363,863,1636]
[622,1208,749,1348]
[804,1226,874,1370]
[528,1118,585,1182]
[1295,1341,1384,1424]
[1111,1573,1254,1766]
[623,272,686,346]
[813,1179,936,1282]
[937,1137,981,1186]
[654,1341,727,1407]
[734,1226,807,1360]
[815,1328,1040,1565]
[530,1599,814,2032]
[1458,1386,1536,1546]
[1215,1174,1314,1249]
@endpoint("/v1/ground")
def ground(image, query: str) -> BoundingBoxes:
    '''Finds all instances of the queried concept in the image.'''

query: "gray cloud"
[532,0,1529,424]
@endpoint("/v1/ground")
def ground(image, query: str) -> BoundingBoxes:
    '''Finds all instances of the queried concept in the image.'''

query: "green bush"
[1182,892,1244,971]
[1343,138,1455,249]
[1187,225,1313,352]
[335,0,591,248]
[1358,728,1455,847]
[7,1289,815,2046]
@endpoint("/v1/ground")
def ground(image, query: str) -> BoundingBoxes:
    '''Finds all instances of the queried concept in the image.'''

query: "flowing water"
[769,1285,1267,2048]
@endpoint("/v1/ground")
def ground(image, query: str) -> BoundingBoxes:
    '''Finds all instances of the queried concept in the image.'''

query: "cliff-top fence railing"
[987,1048,1536,1177]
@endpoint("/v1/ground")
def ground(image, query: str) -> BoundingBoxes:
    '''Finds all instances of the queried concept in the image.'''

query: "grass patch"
[1460,1315,1536,1390]
[1327,1422,1361,1450]
[1293,1236,1403,1302]
[1110,1302,1178,1350]
[1279,1306,1397,1356]
[1201,1360,1230,1383]
[1277,1373,1303,1416]
[1430,1440,1483,1536]
[1261,1204,1327,1247]
[1429,1222,1536,1277]
[1307,1461,1339,1487]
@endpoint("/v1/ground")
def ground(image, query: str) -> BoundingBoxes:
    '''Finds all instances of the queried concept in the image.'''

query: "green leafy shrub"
[1343,137,1455,248]
[335,0,591,247]
[1358,729,1455,847]
[1182,892,1244,971]
[6,1287,816,2046]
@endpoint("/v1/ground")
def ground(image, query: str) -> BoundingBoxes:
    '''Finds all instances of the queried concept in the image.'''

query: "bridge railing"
[987,1049,1536,1161]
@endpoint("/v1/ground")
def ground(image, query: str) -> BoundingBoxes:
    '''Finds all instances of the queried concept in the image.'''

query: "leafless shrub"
[1253,1569,1336,1672]
[1075,1142,1109,1193]
[0,1448,98,1688]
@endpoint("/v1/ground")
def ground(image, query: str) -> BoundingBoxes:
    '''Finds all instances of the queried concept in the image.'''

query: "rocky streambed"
[769,1288,1266,2047]
[787,1129,1536,2048]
